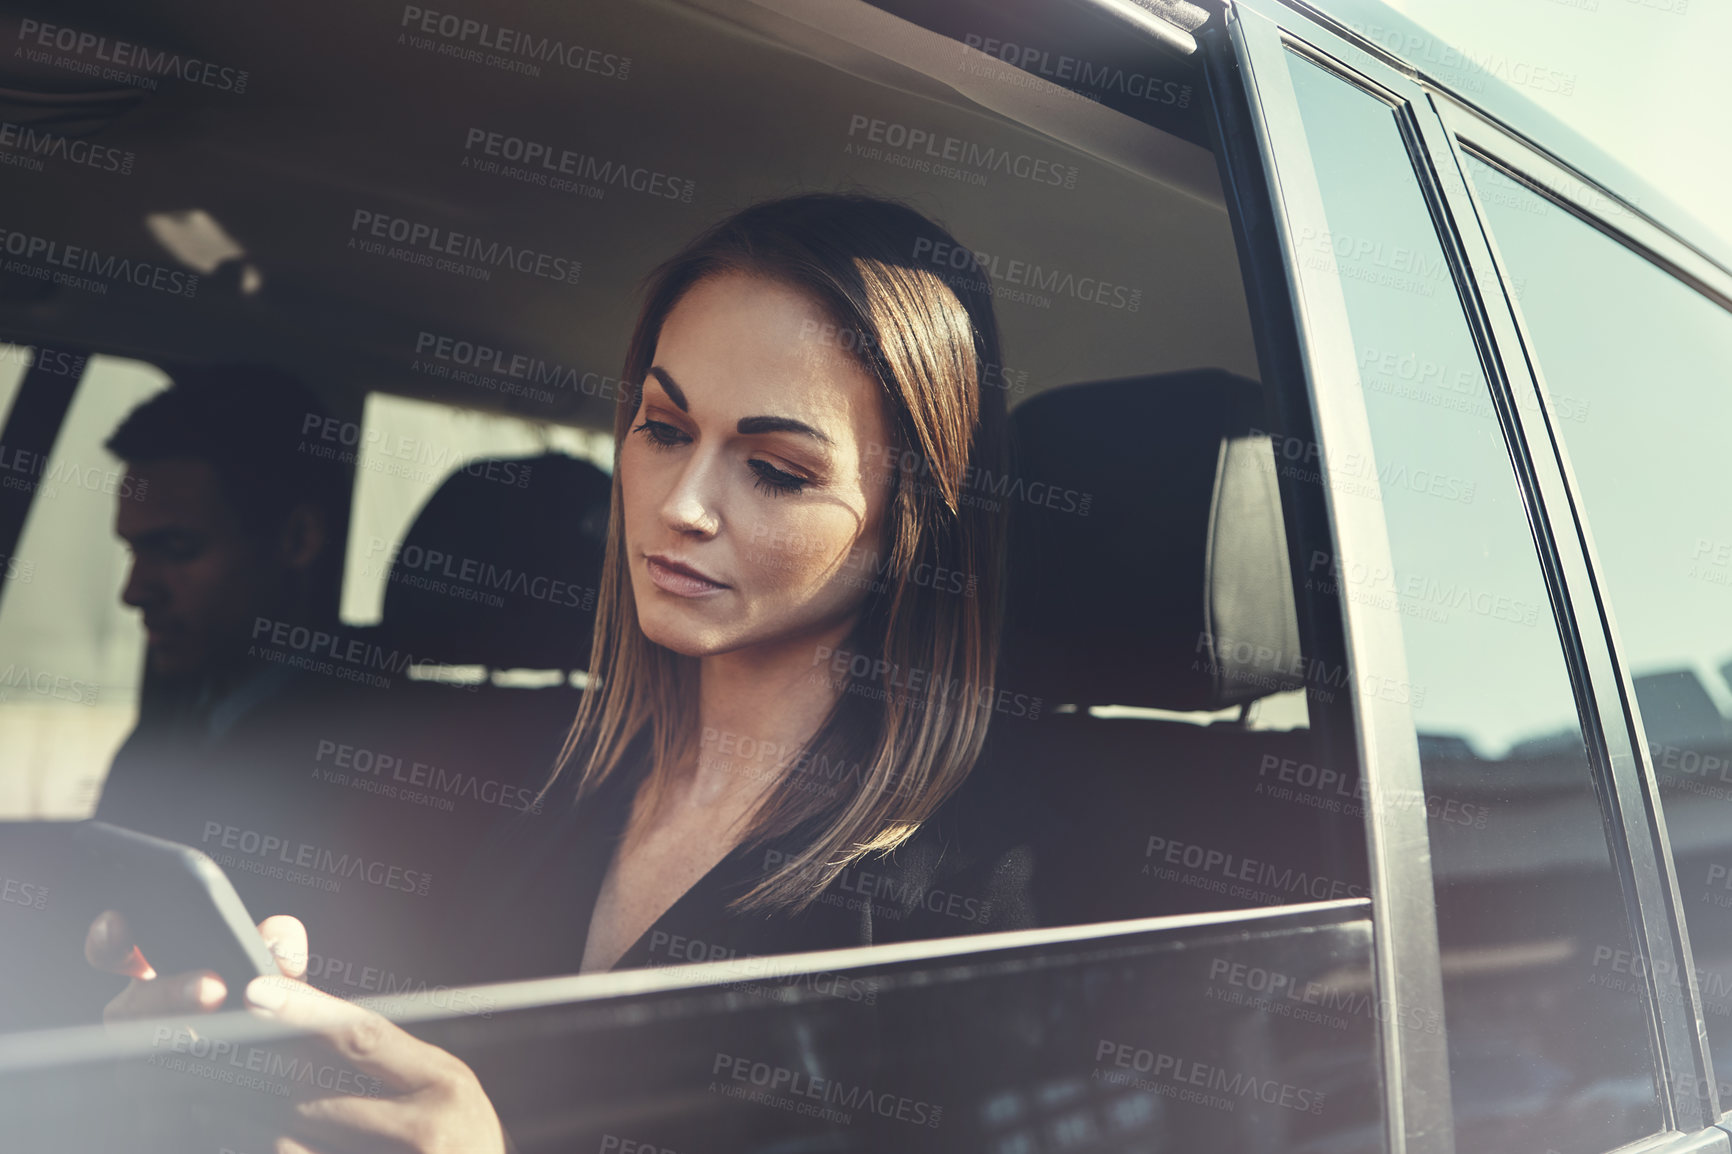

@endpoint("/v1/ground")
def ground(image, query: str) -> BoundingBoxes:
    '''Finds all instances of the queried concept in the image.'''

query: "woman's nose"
[660,453,722,537]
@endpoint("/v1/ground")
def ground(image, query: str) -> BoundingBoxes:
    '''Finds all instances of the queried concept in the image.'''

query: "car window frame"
[1225,0,1730,1150]
[1435,86,1732,1134]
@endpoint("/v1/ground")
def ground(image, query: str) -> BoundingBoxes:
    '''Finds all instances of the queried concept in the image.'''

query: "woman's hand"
[84,910,507,1154]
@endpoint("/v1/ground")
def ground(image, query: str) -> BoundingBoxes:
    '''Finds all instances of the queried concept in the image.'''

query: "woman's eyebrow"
[646,366,688,410]
[737,415,833,445]
[648,365,831,444]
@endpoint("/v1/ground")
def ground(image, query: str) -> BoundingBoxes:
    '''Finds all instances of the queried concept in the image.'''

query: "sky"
[1385,0,1732,254]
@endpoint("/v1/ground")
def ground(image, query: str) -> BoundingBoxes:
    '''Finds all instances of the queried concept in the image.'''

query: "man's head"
[107,367,349,679]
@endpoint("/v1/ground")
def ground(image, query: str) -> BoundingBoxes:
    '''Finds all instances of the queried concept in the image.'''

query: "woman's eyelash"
[633,419,806,495]
[750,459,806,496]
[631,419,688,448]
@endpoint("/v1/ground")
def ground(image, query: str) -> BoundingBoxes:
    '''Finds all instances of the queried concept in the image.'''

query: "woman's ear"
[276,503,328,574]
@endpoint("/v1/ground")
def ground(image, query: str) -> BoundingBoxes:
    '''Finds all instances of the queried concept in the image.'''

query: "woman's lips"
[645,554,729,598]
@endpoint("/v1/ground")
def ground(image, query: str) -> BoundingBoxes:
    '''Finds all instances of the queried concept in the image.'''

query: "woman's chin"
[638,614,731,658]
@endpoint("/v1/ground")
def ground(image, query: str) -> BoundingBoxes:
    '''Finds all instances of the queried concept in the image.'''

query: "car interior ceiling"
[0,0,1367,938]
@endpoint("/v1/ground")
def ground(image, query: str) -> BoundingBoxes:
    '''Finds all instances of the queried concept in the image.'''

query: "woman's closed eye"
[632,418,690,449]
[635,418,810,496]
[749,458,807,496]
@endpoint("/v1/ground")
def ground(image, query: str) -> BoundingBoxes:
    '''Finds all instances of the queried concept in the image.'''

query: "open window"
[0,1,1406,1151]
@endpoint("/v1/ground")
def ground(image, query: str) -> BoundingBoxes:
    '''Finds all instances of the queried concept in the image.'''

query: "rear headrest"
[1002,369,1302,711]
[377,453,611,671]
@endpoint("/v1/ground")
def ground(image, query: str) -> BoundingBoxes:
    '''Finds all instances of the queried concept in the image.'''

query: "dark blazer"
[426,736,1041,986]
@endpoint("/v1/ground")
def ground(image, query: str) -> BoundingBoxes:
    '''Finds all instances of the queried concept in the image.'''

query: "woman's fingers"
[102,970,227,1024]
[84,909,154,979]
[245,975,440,1095]
[258,915,310,980]
[289,1070,504,1154]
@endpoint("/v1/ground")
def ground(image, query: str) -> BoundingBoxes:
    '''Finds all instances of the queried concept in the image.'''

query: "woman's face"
[618,271,896,659]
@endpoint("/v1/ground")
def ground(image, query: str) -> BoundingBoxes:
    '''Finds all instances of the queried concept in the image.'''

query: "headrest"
[1002,369,1302,711]
[377,453,611,671]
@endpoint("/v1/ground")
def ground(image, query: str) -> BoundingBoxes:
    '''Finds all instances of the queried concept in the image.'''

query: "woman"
[85,193,1036,1151]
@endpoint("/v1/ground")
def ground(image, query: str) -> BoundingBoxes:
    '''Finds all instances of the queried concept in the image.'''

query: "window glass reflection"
[1465,154,1732,1096]
[1286,52,1662,1154]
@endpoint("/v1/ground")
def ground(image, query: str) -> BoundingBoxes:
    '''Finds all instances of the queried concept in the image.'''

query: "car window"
[339,391,611,629]
[1284,51,1663,1154]
[0,355,168,819]
[1462,154,1732,1097]
[0,0,1385,1150]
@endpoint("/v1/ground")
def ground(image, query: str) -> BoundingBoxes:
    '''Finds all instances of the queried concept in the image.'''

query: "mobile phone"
[74,821,281,1009]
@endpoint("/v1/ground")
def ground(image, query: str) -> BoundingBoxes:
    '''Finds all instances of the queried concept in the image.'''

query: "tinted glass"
[1285,53,1662,1153]
[1465,155,1732,1092]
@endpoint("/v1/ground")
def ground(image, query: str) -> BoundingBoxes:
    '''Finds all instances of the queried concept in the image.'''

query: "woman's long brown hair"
[543,193,1009,911]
